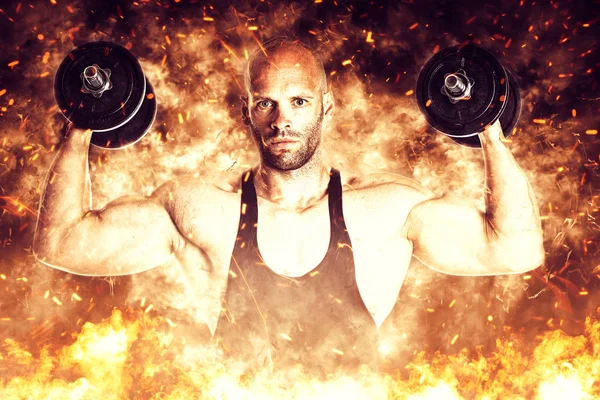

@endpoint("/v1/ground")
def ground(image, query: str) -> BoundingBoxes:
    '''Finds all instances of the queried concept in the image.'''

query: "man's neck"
[254,154,331,212]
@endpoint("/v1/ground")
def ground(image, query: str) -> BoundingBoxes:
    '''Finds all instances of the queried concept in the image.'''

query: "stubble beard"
[252,108,324,171]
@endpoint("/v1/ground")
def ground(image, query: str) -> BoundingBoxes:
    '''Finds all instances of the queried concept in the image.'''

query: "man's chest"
[177,191,414,327]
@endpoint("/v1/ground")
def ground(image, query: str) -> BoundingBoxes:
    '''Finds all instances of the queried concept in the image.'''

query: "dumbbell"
[54,41,157,149]
[416,44,522,147]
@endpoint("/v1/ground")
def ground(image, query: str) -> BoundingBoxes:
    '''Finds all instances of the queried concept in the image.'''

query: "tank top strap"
[237,169,258,238]
[327,168,349,239]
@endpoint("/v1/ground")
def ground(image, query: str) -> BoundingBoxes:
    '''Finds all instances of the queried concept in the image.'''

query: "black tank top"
[213,168,379,376]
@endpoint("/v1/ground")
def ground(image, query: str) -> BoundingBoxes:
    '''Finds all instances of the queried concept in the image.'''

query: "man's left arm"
[403,120,545,276]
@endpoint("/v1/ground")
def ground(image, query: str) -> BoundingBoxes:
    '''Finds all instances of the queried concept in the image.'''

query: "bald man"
[33,38,544,374]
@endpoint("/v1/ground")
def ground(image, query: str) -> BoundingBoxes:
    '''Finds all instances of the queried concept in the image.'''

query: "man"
[33,38,544,375]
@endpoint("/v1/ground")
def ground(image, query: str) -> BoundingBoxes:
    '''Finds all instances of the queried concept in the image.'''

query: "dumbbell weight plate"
[416,44,511,146]
[447,68,522,147]
[90,78,157,149]
[54,41,150,148]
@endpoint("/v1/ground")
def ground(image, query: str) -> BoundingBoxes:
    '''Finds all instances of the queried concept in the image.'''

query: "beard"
[251,108,324,171]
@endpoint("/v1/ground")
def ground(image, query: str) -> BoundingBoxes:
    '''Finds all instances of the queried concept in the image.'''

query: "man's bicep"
[404,195,498,276]
[37,193,182,276]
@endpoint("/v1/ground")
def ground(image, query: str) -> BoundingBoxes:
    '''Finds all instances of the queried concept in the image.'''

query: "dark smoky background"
[0,0,598,377]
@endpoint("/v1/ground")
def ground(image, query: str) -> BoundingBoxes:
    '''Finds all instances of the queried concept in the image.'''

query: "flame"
[0,311,599,397]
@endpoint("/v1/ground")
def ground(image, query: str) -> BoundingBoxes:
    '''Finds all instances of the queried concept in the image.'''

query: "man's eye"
[293,98,307,107]
[257,100,272,109]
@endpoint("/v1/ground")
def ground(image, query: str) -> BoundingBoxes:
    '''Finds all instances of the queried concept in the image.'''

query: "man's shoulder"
[151,170,243,207]
[340,170,435,202]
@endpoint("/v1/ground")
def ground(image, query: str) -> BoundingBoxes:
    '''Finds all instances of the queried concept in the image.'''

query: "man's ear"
[240,96,251,126]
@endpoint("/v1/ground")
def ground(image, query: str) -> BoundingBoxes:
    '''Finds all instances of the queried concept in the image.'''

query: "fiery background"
[0,0,599,398]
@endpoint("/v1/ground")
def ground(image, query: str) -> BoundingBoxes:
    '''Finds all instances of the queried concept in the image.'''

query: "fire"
[1,311,599,397]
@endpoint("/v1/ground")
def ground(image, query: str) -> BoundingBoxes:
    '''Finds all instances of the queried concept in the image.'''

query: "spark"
[451,334,459,345]
[52,296,62,306]
[280,333,292,341]
[585,130,597,135]
[342,59,352,66]
[533,119,547,124]
[332,348,344,355]
[366,31,374,43]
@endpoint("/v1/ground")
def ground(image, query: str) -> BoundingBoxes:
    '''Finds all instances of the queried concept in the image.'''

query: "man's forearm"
[33,128,93,255]
[480,122,544,268]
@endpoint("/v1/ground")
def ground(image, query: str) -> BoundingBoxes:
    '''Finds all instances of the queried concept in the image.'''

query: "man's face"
[245,61,328,171]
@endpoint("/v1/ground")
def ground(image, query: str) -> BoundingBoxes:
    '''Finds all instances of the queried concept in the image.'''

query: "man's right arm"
[33,127,183,276]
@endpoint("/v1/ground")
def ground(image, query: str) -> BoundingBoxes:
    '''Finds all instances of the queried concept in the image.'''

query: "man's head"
[242,38,334,171]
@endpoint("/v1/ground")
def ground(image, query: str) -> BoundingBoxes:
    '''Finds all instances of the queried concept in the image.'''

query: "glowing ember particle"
[147,93,154,100]
[44,290,49,299]
[505,38,512,48]
[203,16,214,22]
[309,270,319,277]
[161,54,167,66]
[426,308,435,313]
[23,145,32,150]
[466,16,476,24]
[1,318,11,322]
[332,348,344,355]
[572,109,576,117]
[523,275,532,280]
[448,299,456,308]
[0,274,5,280]
[366,31,374,43]
[248,26,258,31]
[228,270,237,278]
[425,99,432,107]
[585,130,597,135]
[165,35,171,45]
[582,23,590,27]
[166,318,176,327]
[0,89,6,97]
[342,59,352,66]
[487,315,493,322]
[579,290,588,296]
[37,34,44,40]
[499,95,505,102]
[207,99,217,103]
[39,72,49,78]
[50,0,57,4]
[451,334,459,344]
[315,0,322,3]
[557,167,564,172]
[533,119,546,124]
[144,304,154,313]
[409,23,419,30]
[8,61,19,68]
[405,90,414,96]
[280,333,292,341]
[178,113,184,124]
[72,293,82,301]
[52,296,62,306]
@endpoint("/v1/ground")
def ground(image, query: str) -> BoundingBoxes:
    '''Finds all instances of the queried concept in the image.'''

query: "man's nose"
[270,107,292,131]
